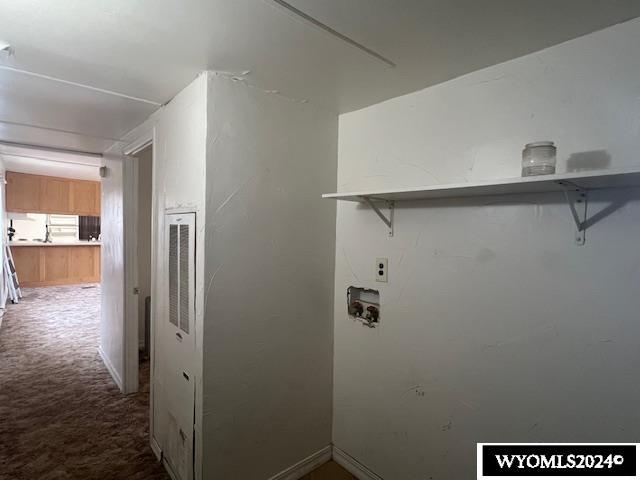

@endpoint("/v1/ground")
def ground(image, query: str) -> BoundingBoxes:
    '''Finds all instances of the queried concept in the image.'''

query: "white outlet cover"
[376,257,388,283]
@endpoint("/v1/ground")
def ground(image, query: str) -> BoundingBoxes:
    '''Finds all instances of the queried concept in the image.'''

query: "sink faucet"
[44,224,51,243]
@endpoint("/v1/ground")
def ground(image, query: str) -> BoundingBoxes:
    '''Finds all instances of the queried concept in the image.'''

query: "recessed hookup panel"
[347,286,380,328]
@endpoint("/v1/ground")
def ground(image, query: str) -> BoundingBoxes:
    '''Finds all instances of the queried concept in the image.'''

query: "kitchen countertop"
[9,241,102,247]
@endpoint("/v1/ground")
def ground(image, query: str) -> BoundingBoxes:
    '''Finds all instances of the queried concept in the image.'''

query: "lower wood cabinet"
[11,245,101,287]
[12,248,41,285]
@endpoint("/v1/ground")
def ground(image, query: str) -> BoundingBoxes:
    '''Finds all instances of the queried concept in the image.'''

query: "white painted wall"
[8,213,47,241]
[131,74,208,477]
[148,74,208,478]
[107,73,208,475]
[137,145,152,349]
[201,73,337,479]
[333,18,640,479]
[100,153,125,390]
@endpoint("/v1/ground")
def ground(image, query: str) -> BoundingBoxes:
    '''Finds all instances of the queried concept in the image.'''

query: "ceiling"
[0,143,101,180]
[0,0,639,153]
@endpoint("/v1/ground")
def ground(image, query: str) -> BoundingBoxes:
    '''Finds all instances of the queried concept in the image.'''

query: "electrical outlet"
[375,257,388,283]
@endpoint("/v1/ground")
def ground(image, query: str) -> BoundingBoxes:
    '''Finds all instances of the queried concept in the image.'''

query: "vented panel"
[179,224,190,334]
[169,224,179,327]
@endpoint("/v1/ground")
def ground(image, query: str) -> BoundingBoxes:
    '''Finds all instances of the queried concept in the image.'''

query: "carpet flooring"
[0,284,168,480]
[0,284,355,480]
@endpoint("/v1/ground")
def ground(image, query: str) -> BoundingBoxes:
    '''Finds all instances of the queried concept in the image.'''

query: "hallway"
[0,284,167,480]
[0,284,357,480]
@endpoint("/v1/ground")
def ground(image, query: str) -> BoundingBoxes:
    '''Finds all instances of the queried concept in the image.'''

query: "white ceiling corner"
[0,0,638,153]
[0,143,102,180]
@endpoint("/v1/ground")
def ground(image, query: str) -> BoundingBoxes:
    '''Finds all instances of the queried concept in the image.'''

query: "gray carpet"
[0,284,168,480]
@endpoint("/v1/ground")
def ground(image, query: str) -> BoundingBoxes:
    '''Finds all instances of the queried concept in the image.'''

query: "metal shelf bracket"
[556,180,588,245]
[361,196,395,237]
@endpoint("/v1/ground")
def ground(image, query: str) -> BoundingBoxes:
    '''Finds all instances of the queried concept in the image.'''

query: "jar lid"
[524,141,555,148]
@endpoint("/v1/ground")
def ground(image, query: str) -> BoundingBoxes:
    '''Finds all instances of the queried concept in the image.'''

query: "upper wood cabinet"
[6,171,101,216]
[40,176,70,213]
[6,172,41,212]
[69,180,101,216]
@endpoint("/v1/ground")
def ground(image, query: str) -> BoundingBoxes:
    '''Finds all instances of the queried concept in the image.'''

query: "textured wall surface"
[333,19,640,479]
[100,153,125,388]
[201,73,337,479]
[150,74,208,479]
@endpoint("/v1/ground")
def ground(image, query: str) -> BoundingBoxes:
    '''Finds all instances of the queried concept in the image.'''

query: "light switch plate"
[376,257,388,283]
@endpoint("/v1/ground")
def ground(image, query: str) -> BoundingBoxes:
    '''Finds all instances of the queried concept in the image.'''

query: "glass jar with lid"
[522,141,557,176]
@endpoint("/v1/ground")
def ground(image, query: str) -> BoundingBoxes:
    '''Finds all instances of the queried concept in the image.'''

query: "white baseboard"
[98,346,123,391]
[162,458,179,480]
[150,443,377,480]
[151,437,176,480]
[332,446,382,480]
[150,436,162,462]
[267,445,332,480]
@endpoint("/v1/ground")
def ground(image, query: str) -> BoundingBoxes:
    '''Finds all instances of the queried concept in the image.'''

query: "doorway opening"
[134,144,153,393]
[122,138,164,463]
[2,147,103,349]
[0,143,167,477]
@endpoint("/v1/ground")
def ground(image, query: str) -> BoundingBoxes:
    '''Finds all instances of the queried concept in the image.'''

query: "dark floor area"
[0,284,168,480]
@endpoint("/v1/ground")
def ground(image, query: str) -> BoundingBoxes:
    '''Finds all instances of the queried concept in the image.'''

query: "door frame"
[123,152,139,394]
[122,126,161,458]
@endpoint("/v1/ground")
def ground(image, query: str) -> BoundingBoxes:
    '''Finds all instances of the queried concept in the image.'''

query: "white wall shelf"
[322,166,640,244]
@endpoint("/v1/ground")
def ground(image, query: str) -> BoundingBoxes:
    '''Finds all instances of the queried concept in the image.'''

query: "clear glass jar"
[522,141,556,176]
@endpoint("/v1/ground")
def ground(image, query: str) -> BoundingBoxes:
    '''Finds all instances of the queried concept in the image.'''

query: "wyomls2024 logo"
[477,444,640,479]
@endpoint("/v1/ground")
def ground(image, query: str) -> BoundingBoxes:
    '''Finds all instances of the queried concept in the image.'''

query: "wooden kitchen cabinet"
[6,171,101,216]
[40,176,70,213]
[10,247,42,285]
[11,244,101,287]
[69,246,101,280]
[69,180,101,216]
[43,247,70,283]
[6,172,41,212]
